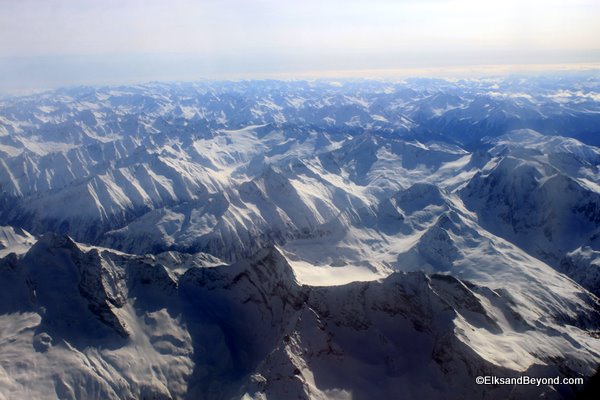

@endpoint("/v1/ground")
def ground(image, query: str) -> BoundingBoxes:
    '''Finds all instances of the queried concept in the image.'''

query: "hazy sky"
[1,0,599,92]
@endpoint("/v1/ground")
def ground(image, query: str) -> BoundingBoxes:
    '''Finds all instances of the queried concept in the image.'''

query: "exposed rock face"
[3,236,598,399]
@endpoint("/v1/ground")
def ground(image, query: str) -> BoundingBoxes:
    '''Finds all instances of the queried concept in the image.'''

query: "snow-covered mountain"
[461,129,600,295]
[1,233,598,399]
[1,77,600,399]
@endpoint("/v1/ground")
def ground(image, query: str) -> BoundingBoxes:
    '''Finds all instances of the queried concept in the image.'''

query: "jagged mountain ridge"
[2,79,600,259]
[1,233,598,399]
[2,78,600,399]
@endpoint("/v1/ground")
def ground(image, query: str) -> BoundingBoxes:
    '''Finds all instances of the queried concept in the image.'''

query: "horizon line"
[2,62,600,97]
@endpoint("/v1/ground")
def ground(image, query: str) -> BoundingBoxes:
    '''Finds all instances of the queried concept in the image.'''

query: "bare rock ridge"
[2,233,598,399]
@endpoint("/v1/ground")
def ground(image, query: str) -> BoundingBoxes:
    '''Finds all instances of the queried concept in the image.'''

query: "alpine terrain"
[1,76,600,399]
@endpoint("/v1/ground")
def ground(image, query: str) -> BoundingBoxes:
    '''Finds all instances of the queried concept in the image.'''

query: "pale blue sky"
[1,0,599,92]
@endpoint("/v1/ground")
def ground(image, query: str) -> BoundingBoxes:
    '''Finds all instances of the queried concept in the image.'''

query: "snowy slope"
[0,234,194,400]
[1,235,598,399]
[2,78,600,399]
[461,130,600,294]
[0,226,35,257]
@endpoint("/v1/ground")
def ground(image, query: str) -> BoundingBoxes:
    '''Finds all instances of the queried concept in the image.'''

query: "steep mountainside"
[1,235,598,399]
[1,78,600,399]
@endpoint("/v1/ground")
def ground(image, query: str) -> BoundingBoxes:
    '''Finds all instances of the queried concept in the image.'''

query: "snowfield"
[1,77,600,399]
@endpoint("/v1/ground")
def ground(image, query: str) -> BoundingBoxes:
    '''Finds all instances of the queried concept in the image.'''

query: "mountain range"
[1,76,600,399]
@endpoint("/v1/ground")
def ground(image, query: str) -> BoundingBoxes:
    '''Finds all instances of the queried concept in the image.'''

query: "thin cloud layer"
[1,0,599,91]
